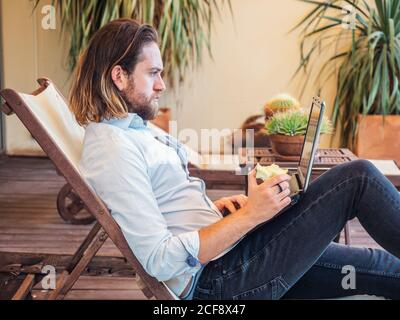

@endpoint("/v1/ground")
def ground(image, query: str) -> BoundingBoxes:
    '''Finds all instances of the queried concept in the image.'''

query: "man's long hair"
[69,19,158,126]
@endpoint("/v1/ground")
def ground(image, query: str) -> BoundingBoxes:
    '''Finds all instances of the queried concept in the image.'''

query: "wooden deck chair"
[0,78,177,300]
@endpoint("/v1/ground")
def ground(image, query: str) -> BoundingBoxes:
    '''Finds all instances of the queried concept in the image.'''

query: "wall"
[1,0,340,155]
[161,0,339,152]
[1,0,70,156]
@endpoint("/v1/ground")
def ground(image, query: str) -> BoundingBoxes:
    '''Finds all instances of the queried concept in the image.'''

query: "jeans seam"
[313,261,400,279]
[223,175,372,280]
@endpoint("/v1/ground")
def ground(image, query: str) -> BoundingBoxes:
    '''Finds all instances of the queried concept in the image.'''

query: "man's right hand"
[245,169,292,225]
[197,169,293,264]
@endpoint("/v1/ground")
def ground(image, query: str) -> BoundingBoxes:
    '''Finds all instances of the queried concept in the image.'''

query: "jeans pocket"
[232,276,290,300]
[193,279,222,300]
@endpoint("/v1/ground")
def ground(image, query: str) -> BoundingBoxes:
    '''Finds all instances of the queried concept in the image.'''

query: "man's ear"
[111,65,127,91]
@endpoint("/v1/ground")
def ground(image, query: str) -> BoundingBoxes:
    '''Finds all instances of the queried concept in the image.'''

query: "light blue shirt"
[79,113,235,299]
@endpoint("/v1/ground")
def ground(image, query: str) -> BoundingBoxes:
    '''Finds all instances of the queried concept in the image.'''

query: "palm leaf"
[32,0,232,87]
[293,0,400,149]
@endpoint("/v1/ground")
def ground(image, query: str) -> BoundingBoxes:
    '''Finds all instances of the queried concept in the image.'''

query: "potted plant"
[266,109,333,159]
[293,0,400,162]
[232,94,302,151]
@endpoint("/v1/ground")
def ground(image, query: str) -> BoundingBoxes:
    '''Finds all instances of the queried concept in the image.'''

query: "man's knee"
[347,159,380,178]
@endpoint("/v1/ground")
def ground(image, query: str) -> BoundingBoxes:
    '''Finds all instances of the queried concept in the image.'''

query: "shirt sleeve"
[81,131,202,281]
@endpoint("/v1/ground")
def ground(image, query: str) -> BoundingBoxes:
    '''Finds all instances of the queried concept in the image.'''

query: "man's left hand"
[214,194,248,214]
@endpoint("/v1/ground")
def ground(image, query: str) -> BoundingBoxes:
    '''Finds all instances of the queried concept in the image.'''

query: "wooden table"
[190,148,400,190]
[241,147,358,176]
[190,148,358,191]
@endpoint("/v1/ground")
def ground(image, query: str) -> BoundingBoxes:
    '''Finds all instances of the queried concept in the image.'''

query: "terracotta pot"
[269,134,305,157]
[355,115,400,163]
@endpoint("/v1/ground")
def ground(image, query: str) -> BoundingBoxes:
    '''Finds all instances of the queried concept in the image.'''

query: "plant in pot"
[248,93,302,151]
[293,0,400,162]
[266,109,333,160]
[233,94,302,151]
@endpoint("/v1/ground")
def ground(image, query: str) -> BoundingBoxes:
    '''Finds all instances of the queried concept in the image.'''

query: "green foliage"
[266,109,333,136]
[33,0,232,86]
[293,0,400,149]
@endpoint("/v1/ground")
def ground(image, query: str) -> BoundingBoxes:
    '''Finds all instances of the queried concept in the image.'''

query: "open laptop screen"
[298,97,325,191]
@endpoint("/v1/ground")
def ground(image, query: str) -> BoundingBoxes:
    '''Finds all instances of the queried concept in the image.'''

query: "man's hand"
[198,170,292,265]
[245,168,292,225]
[214,194,248,214]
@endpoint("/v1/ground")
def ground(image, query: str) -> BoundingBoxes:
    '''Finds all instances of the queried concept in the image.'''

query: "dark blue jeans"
[193,160,400,300]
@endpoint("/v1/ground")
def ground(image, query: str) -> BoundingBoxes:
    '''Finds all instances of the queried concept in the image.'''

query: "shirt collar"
[101,113,148,130]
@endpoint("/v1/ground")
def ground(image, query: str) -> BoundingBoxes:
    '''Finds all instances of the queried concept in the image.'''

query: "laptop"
[223,96,326,218]
[283,96,326,208]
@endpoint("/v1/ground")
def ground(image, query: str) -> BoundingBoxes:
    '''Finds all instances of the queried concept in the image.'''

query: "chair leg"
[344,222,352,245]
[11,274,36,300]
[48,222,108,300]
[68,222,102,268]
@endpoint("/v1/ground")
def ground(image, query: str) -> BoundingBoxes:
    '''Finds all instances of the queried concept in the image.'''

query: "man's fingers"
[279,181,290,191]
[238,194,248,205]
[279,196,292,209]
[272,185,281,195]
[277,188,291,201]
[223,200,237,213]
[234,195,247,208]
[261,174,292,189]
[273,181,291,194]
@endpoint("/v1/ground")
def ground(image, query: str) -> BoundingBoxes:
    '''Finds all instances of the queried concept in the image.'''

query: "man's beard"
[121,83,159,120]
[125,97,159,120]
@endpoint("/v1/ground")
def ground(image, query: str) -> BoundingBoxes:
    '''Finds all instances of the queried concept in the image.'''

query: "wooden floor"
[0,156,383,300]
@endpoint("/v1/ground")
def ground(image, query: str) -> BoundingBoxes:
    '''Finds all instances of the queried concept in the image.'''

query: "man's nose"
[154,75,166,92]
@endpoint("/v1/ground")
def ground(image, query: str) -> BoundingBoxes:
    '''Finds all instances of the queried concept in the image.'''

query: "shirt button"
[186,255,199,267]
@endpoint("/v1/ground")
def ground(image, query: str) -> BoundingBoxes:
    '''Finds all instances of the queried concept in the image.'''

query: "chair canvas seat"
[18,84,85,173]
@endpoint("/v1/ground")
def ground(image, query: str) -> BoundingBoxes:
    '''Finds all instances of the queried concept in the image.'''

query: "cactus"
[266,109,333,136]
[264,94,301,113]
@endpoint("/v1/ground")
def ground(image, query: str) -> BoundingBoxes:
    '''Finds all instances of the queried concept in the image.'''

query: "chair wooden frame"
[0,78,175,300]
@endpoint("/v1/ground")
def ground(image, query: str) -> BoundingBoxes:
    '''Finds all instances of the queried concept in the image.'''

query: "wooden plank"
[0,228,92,235]
[0,252,134,276]
[33,276,139,290]
[0,224,93,231]
[31,289,147,300]
[11,274,36,300]
[0,247,122,257]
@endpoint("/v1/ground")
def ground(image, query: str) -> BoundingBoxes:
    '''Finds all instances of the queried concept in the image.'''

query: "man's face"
[119,42,166,120]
